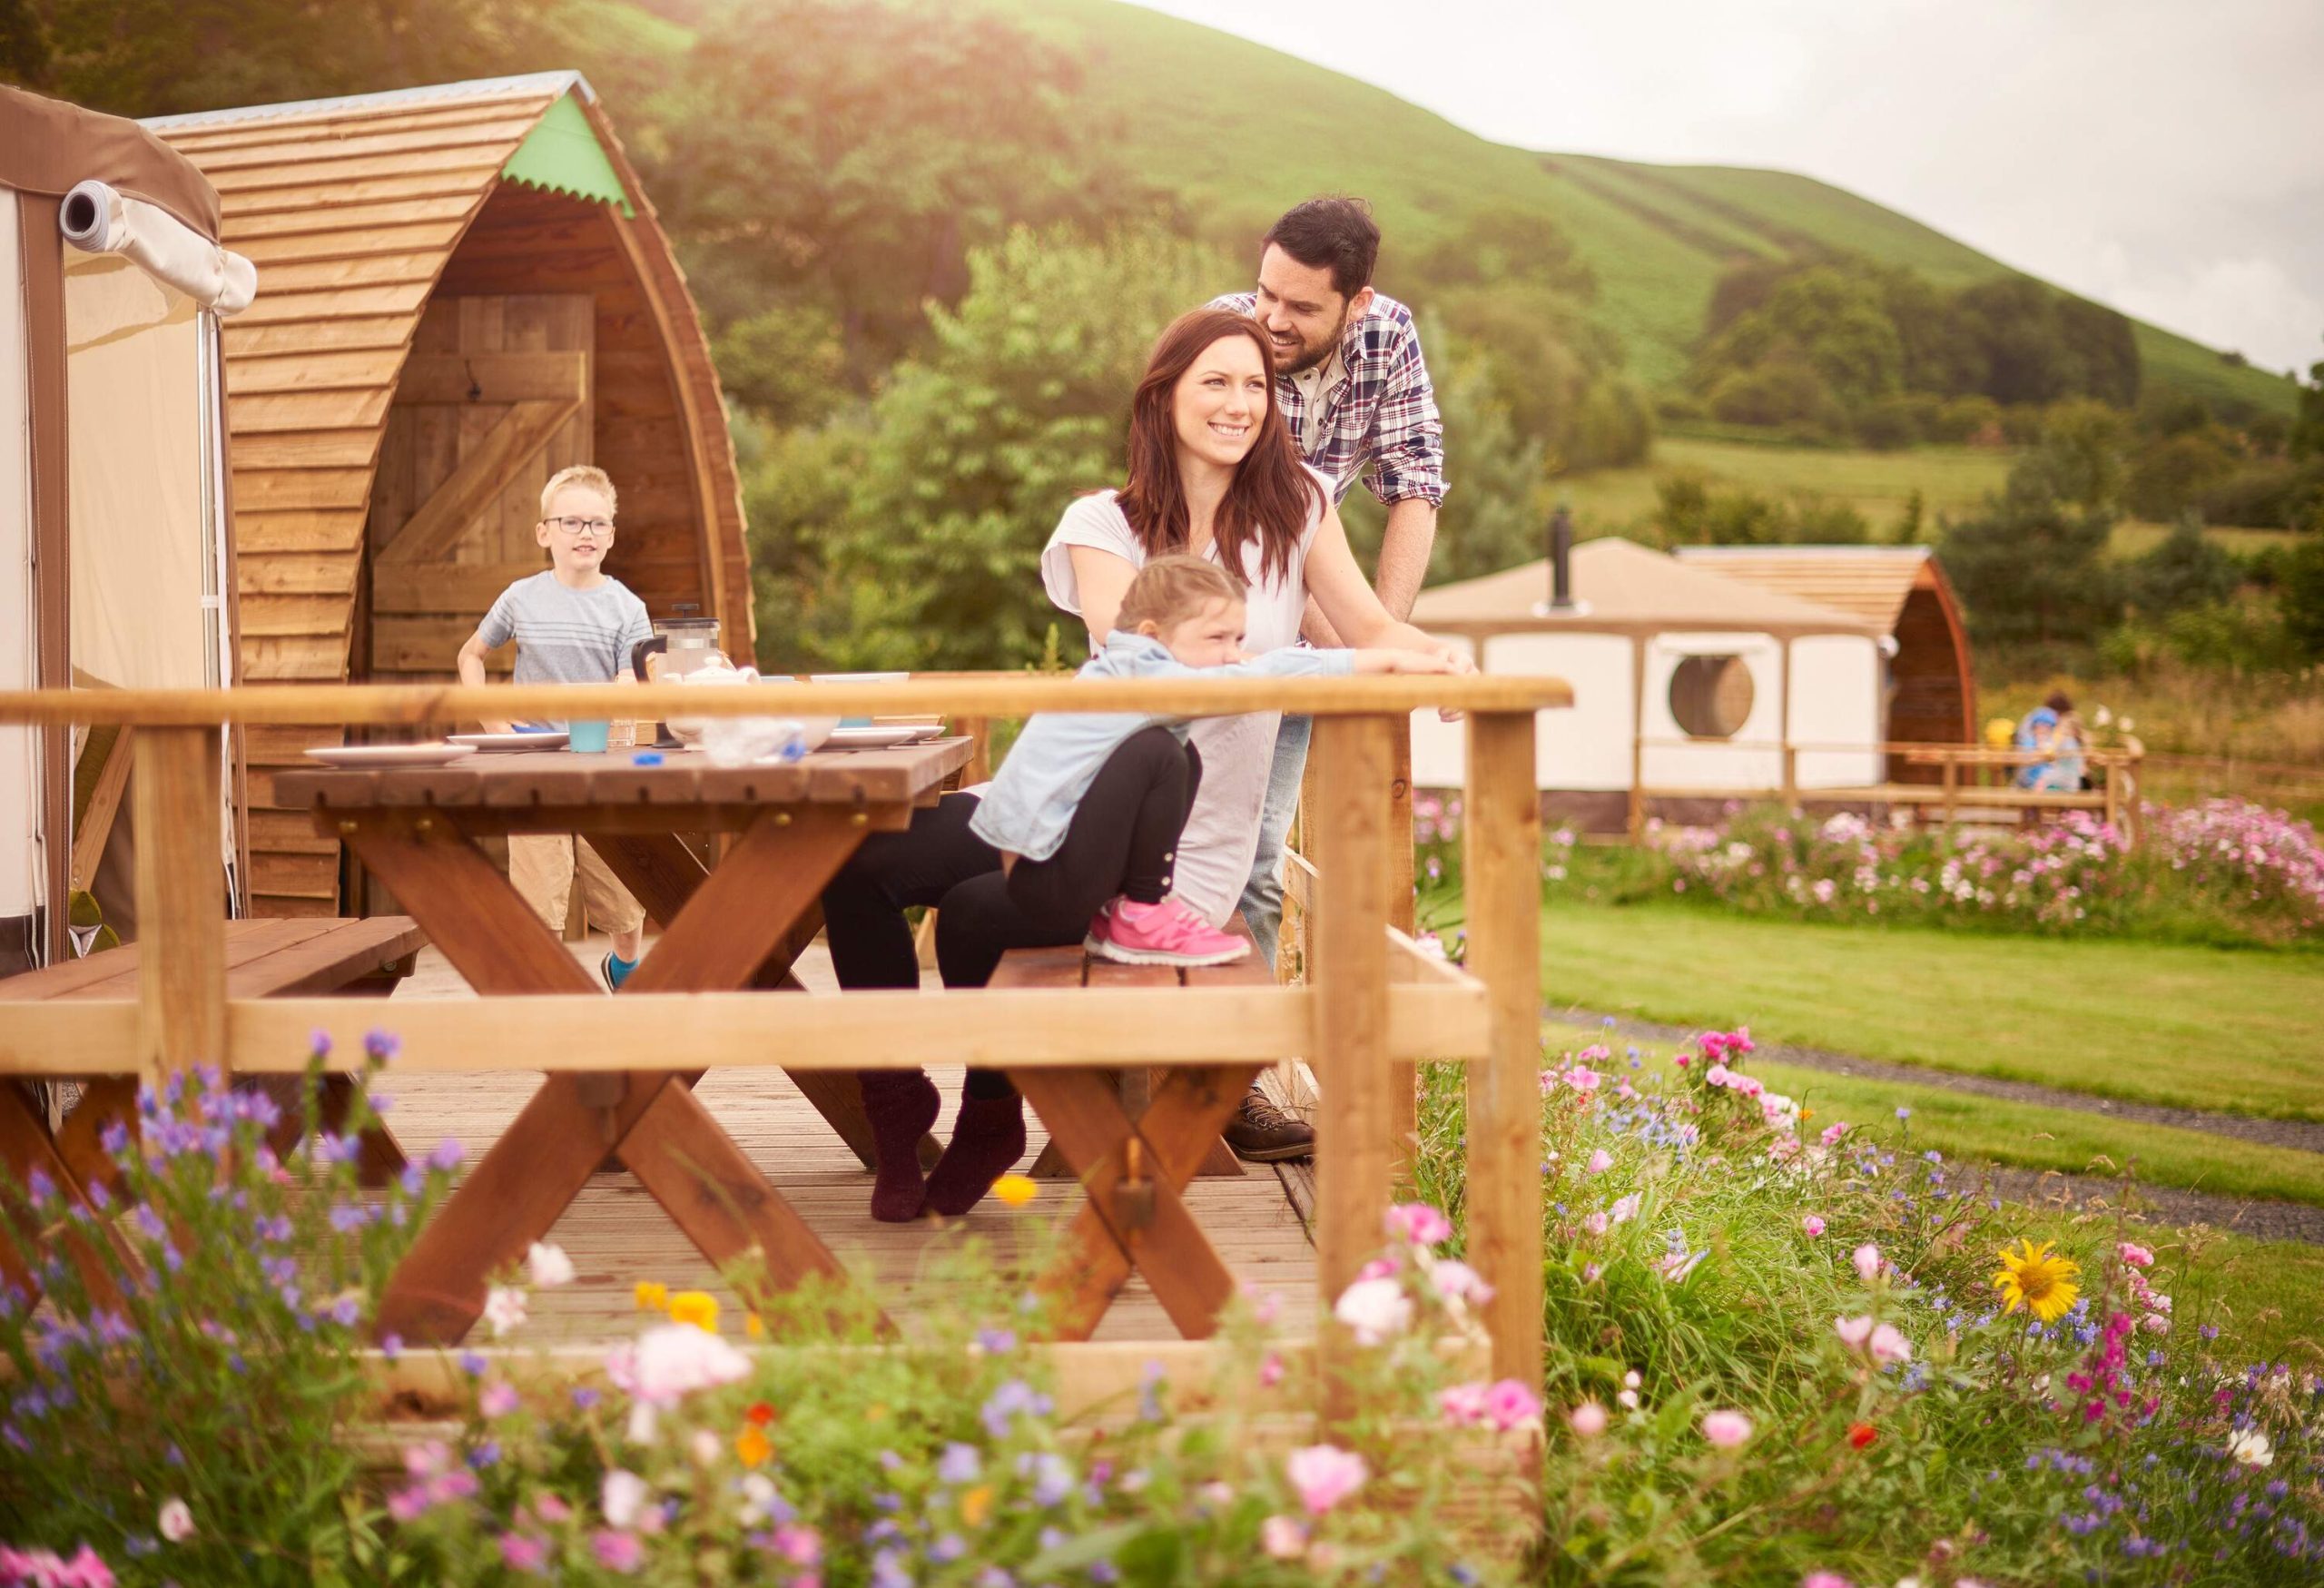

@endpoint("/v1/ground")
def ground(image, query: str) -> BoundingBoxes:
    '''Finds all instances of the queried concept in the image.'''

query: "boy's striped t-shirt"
[477,570,654,686]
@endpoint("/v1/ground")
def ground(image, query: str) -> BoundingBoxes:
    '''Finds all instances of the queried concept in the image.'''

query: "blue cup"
[568,720,611,754]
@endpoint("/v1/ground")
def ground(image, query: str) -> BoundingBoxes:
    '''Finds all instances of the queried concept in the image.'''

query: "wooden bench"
[0,916,428,1304]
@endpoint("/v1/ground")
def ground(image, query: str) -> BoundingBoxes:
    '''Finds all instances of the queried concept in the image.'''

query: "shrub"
[0,1040,456,1582]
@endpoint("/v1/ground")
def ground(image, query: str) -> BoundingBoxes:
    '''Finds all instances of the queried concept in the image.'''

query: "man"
[1211,196,1446,1160]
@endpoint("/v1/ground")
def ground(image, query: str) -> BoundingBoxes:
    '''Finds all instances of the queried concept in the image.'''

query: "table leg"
[0,1081,133,1310]
[1017,1063,1258,1341]
[356,808,876,1342]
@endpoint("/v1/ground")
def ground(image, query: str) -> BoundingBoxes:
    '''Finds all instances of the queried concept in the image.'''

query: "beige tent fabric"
[65,252,208,692]
[62,180,254,315]
[0,192,40,927]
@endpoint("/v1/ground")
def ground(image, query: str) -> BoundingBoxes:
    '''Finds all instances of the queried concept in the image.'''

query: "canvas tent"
[143,72,752,917]
[2,86,254,976]
[1407,538,1892,824]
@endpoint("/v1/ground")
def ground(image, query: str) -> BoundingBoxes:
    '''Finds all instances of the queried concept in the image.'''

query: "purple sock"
[923,1091,1028,1218]
[858,1070,940,1222]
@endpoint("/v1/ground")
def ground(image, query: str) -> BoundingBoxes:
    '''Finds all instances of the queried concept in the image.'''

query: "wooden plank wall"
[1888,585,1973,780]
[433,183,712,626]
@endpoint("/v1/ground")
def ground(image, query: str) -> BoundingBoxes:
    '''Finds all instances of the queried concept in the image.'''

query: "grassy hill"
[978,0,2300,417]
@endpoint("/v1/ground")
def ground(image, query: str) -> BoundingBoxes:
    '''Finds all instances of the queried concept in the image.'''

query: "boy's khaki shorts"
[507,834,646,937]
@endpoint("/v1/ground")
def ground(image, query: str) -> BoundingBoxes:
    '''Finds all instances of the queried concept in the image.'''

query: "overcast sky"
[1131,0,2324,379]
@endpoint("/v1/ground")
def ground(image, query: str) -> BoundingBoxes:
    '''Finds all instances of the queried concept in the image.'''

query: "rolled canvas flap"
[61,179,256,317]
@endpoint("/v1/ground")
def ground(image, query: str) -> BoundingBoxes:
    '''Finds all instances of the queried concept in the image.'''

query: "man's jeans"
[1236,713,1314,969]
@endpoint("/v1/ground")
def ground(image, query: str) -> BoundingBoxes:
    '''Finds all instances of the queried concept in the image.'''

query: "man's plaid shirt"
[1211,291,1446,509]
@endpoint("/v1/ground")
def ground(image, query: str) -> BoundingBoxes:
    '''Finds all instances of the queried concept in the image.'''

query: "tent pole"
[1778,636,1795,806]
[1627,635,1647,841]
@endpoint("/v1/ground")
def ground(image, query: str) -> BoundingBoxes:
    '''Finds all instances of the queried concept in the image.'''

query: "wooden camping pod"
[1671,546,1977,777]
[148,74,752,916]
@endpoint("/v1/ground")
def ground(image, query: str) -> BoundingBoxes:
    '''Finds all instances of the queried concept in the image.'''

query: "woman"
[822,306,1471,1223]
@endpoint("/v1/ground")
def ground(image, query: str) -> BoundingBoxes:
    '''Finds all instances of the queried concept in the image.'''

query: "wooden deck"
[380,937,1318,1344]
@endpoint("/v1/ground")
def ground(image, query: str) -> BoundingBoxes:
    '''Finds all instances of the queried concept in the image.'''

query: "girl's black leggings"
[822,726,1204,991]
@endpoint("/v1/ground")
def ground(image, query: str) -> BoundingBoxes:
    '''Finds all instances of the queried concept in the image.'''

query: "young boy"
[457,465,655,991]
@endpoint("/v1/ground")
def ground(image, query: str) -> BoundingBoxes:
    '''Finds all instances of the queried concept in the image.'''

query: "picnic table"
[270,739,971,1343]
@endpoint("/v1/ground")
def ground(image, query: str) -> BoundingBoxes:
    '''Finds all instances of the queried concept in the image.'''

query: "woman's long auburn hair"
[1113,308,1322,587]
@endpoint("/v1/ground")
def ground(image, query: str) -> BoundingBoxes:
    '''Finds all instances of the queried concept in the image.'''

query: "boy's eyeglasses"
[543,516,615,536]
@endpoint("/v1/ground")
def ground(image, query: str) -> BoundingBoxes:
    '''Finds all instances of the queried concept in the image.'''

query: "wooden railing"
[1628,735,2146,840]
[0,673,1569,1416]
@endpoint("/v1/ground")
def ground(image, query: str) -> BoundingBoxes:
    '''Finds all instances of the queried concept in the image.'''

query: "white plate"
[448,731,569,753]
[304,743,478,769]
[817,725,943,751]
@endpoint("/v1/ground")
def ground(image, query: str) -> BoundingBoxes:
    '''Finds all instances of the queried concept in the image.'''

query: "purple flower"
[458,1349,488,1377]
[310,1029,334,1058]
[330,1296,362,1327]
[365,1029,401,1062]
[937,1442,981,1484]
[571,1386,600,1410]
[318,1132,361,1166]
[381,1333,403,1360]
[329,1203,369,1234]
[99,1120,130,1157]
[975,1327,1018,1355]
[426,1139,464,1172]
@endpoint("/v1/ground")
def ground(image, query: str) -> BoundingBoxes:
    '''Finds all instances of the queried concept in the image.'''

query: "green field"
[1538,902,2324,1119]
[980,0,2300,419]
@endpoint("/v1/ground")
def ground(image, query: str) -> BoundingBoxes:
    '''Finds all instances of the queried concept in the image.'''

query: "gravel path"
[1559,1007,2324,1157]
[1970,1166,2324,1246]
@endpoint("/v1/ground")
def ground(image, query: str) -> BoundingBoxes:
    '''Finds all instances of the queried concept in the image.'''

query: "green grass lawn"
[1537,902,2324,1119]
[1538,1020,2324,1208]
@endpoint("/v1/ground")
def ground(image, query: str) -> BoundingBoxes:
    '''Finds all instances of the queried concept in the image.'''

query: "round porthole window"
[1668,655,1755,740]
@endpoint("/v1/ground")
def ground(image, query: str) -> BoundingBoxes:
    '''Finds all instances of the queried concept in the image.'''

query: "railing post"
[1387,733,1417,1184]
[133,725,225,1077]
[1463,711,1543,1390]
[1309,712,1393,1420]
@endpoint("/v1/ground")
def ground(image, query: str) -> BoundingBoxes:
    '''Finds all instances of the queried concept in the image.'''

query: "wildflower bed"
[1414,794,2324,950]
[4,1030,2319,1586]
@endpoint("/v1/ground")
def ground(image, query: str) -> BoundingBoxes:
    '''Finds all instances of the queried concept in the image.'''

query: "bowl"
[810,671,909,726]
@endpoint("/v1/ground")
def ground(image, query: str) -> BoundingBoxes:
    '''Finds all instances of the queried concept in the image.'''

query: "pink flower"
[498,1534,549,1573]
[1438,1382,1491,1425]
[1852,1243,1883,1283]
[1818,1121,1850,1149]
[479,1380,521,1418]
[1258,1350,1285,1387]
[1582,1212,1610,1237]
[1801,1215,1827,1238]
[1285,1444,1368,1515]
[1569,1400,1609,1437]
[1356,1257,1397,1283]
[1802,1573,1856,1588]
[1425,1258,1493,1305]
[1869,1324,1912,1366]
[1259,1516,1308,1559]
[1563,1066,1603,1094]
[1834,1315,1875,1349]
[591,1531,645,1573]
[1705,1063,1730,1087]
[483,1284,528,1338]
[1701,1409,1753,1448]
[386,1484,430,1523]
[1482,1378,1542,1432]
[2118,1242,2154,1268]
[0,1548,118,1588]
[1609,1193,1642,1224]
[1584,1149,1613,1177]
[771,1524,821,1566]
[535,1494,573,1524]
[1384,1202,1452,1247]
[1581,1261,1603,1285]
[157,1498,195,1544]
[602,1470,651,1530]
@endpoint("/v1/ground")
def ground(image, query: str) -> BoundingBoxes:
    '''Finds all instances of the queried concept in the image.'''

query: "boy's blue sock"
[605,950,638,991]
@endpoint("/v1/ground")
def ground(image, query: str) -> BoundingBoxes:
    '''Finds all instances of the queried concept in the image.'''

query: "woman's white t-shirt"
[1038,469,1327,926]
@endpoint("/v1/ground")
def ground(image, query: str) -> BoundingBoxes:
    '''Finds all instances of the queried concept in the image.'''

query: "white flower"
[627,1401,658,1444]
[690,1428,724,1466]
[602,1469,651,1528]
[1332,1277,1412,1346]
[2226,1428,2274,1468]
[526,1241,576,1288]
[1259,1515,1308,1559]
[157,1498,194,1544]
[739,1472,779,1524]
[632,1322,753,1405]
[482,1284,528,1338]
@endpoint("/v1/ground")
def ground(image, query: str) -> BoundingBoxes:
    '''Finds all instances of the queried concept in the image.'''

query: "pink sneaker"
[1082,899,1118,955]
[1092,898,1251,968]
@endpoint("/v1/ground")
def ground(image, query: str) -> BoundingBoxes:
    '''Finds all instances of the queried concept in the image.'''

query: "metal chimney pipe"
[1548,503,1575,609]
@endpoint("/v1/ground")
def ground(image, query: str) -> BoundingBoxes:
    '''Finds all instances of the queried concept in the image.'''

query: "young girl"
[970,554,1452,969]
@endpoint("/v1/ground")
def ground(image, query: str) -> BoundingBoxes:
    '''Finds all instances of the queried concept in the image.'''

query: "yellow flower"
[734,1425,773,1468]
[666,1290,720,1332]
[991,1173,1039,1208]
[633,1281,668,1312]
[745,1312,766,1341]
[1994,1238,2082,1323]
[960,1484,993,1527]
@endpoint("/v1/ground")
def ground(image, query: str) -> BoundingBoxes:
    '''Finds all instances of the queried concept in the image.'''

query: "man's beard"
[1275,308,1349,376]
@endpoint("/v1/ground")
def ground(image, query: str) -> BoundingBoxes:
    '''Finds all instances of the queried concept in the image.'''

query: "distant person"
[457,465,653,992]
[2014,690,2076,791]
[1212,195,1446,1158]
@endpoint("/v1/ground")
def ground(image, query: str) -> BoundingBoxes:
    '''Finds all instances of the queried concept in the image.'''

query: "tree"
[1421,330,1550,584]
[2282,535,2324,663]
[799,226,1221,671]
[1941,459,2120,647]
[1697,267,1904,409]
[2292,338,2324,462]
[638,0,1166,381]
[2125,516,2242,617]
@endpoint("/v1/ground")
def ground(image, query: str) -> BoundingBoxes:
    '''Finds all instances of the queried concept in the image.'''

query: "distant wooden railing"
[0,674,1569,1419]
[1628,735,2146,841]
